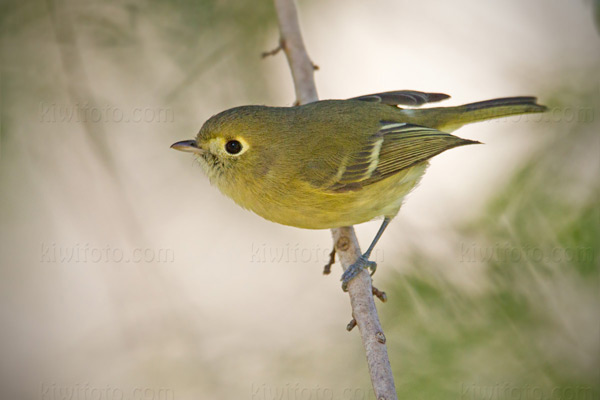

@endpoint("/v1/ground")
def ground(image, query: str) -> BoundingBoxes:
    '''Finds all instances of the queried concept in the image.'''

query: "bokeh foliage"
[1,1,598,399]
[384,87,599,399]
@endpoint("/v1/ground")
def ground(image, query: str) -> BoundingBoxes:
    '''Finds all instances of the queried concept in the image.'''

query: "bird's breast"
[220,162,428,229]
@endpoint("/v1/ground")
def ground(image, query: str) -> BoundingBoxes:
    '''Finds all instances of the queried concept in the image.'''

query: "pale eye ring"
[225,140,243,155]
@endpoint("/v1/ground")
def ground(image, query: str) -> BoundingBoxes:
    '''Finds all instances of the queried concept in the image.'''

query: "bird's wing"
[323,122,479,192]
[349,90,450,107]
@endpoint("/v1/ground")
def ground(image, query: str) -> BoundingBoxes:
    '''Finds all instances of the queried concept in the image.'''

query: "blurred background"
[1,0,598,399]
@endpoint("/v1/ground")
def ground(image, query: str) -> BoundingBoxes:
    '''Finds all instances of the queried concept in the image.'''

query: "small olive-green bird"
[172,90,546,290]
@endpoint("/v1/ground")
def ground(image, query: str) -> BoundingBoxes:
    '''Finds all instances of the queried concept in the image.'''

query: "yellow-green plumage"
[173,91,546,229]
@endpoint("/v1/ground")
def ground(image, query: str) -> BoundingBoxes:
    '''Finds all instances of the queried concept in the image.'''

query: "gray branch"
[272,0,398,398]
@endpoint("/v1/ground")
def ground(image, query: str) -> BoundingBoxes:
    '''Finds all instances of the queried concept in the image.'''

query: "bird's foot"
[341,255,377,291]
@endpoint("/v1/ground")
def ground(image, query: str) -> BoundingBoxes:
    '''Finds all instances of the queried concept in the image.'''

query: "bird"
[171,90,546,290]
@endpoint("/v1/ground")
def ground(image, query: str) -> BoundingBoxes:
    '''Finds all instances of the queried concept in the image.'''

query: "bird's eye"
[225,140,243,155]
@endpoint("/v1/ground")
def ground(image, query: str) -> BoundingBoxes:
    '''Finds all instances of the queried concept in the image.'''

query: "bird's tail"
[410,97,547,132]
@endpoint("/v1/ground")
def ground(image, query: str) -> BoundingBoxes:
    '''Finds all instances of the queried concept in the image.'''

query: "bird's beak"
[170,139,204,154]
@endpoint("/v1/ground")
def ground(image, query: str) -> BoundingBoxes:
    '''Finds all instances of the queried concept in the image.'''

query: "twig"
[323,247,335,275]
[273,0,318,105]
[261,40,284,58]
[372,286,388,303]
[271,1,398,398]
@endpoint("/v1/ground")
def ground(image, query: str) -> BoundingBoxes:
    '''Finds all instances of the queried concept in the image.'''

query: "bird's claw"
[340,255,377,291]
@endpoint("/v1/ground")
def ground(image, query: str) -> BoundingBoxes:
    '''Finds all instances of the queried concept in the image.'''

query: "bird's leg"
[322,247,336,275]
[341,217,391,291]
[330,240,387,300]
